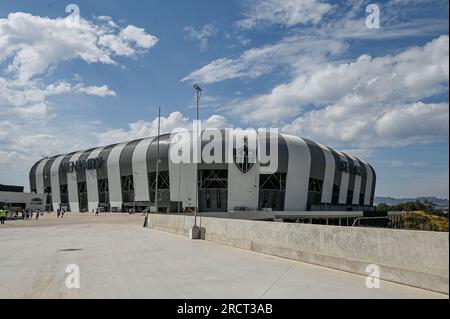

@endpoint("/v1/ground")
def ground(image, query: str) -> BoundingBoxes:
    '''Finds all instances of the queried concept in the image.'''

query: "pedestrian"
[61,209,65,218]
[30,210,33,219]
[36,211,39,220]
[0,209,6,224]
[95,208,99,216]
[57,209,60,218]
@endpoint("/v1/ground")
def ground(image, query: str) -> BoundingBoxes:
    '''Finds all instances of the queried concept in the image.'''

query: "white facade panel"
[227,130,259,211]
[318,144,335,204]
[107,143,127,209]
[284,135,311,211]
[132,138,154,202]
[50,155,65,212]
[168,132,198,209]
[86,147,104,212]
[35,159,47,194]
[361,159,373,206]
[336,151,350,204]
[348,154,363,205]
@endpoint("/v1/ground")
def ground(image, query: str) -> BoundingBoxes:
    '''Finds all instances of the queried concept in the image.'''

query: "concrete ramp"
[147,214,449,294]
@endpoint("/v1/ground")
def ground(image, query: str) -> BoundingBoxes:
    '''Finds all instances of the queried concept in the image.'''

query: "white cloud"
[184,0,448,86]
[96,111,230,145]
[282,102,449,149]
[76,85,116,97]
[236,0,332,29]
[182,35,347,83]
[183,23,218,51]
[213,35,449,149]
[0,12,156,121]
[231,35,448,125]
[377,160,425,168]
[0,12,158,81]
[0,77,117,120]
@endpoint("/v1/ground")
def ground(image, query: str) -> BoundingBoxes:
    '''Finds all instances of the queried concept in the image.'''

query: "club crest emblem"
[233,137,257,174]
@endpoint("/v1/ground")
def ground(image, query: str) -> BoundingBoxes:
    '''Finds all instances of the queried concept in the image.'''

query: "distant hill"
[375,196,449,208]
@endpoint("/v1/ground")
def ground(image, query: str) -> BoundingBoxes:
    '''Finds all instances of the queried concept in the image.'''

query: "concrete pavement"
[0,213,447,299]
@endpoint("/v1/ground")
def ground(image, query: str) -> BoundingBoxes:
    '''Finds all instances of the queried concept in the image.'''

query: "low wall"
[147,214,449,294]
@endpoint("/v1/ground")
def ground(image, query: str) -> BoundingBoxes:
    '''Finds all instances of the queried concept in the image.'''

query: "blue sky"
[0,0,448,198]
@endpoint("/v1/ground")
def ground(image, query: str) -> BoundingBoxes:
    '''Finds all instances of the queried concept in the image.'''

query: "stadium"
[29,129,376,217]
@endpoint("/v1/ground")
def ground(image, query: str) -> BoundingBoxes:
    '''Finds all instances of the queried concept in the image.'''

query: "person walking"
[57,209,60,218]
[95,208,99,216]
[0,209,6,224]
[36,211,40,220]
[61,209,65,218]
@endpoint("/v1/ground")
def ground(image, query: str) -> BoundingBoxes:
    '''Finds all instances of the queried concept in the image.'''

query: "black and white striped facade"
[29,130,376,213]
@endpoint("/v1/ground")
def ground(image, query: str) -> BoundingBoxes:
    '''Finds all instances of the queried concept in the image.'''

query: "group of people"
[21,209,42,220]
[0,209,43,224]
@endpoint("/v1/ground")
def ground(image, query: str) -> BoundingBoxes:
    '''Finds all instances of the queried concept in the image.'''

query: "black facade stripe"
[76,148,97,183]
[303,138,326,205]
[57,152,77,204]
[355,158,368,205]
[342,153,356,190]
[199,130,227,169]
[327,148,343,204]
[75,148,97,210]
[342,153,356,204]
[97,144,119,204]
[147,134,172,173]
[97,144,118,180]
[120,139,144,177]
[58,152,77,187]
[43,156,59,189]
[277,134,288,173]
[29,159,44,192]
[369,163,376,205]
[303,138,326,180]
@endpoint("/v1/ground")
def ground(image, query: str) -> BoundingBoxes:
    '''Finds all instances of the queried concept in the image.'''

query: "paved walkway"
[0,213,446,299]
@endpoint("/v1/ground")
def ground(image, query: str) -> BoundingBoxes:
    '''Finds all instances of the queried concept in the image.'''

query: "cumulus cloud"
[230,35,448,128]
[0,12,157,121]
[0,12,158,81]
[96,112,230,145]
[282,102,449,148]
[235,0,332,29]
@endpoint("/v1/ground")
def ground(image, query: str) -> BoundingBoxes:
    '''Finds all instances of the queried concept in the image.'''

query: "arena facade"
[29,129,376,214]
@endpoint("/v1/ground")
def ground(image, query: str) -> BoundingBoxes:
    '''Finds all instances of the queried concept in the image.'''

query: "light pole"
[133,172,139,213]
[192,84,202,239]
[154,106,161,215]
[178,149,182,214]
[144,107,161,228]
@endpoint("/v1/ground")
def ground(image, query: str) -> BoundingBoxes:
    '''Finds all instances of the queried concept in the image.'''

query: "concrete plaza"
[0,213,446,299]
